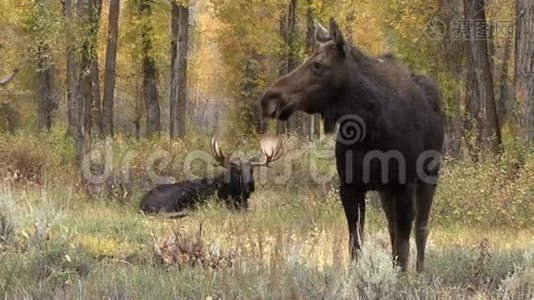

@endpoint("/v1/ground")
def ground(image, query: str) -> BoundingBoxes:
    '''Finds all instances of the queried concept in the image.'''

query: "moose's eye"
[312,61,324,75]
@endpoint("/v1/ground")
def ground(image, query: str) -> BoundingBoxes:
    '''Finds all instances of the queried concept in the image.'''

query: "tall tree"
[28,1,58,131]
[496,34,513,129]
[170,1,189,139]
[102,0,120,137]
[301,0,314,139]
[36,42,57,131]
[439,0,464,158]
[463,0,502,152]
[283,0,301,133]
[139,0,161,137]
[78,0,103,136]
[64,0,78,137]
[63,0,96,162]
[515,0,534,142]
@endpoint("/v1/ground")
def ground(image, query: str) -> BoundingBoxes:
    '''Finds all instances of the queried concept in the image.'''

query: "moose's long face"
[260,19,349,122]
[221,162,255,209]
[210,136,283,210]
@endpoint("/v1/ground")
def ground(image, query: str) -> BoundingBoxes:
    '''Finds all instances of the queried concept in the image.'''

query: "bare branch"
[0,69,18,86]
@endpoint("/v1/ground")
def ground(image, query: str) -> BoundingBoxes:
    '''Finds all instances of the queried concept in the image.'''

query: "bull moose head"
[209,136,284,208]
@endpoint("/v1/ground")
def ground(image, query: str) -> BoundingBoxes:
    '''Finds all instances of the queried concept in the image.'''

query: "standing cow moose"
[140,136,284,214]
[260,19,444,272]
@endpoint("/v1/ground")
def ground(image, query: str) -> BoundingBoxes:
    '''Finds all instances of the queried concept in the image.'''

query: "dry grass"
[0,181,531,299]
[0,132,532,298]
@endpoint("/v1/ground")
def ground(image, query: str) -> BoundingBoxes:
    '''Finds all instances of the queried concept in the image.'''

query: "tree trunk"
[301,1,315,139]
[240,57,265,134]
[64,0,77,137]
[515,0,534,142]
[64,0,89,163]
[90,58,102,135]
[143,56,161,137]
[102,0,120,137]
[496,36,512,129]
[463,0,501,152]
[285,0,301,133]
[77,0,102,138]
[277,14,287,135]
[140,1,161,137]
[277,0,299,134]
[440,0,463,158]
[36,42,57,131]
[170,2,189,139]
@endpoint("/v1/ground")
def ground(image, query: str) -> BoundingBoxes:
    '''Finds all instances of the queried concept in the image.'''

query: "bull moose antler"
[251,136,284,167]
[211,137,229,167]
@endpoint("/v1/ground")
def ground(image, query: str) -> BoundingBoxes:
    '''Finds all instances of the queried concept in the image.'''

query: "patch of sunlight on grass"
[73,234,138,259]
[430,226,534,250]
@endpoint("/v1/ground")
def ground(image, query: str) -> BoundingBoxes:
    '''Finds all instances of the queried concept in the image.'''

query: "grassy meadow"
[0,130,532,299]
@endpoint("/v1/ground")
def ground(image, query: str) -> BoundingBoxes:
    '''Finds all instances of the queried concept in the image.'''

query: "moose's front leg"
[340,184,366,260]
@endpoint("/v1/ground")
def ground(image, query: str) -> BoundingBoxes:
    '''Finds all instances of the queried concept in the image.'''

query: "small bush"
[500,246,534,299]
[0,129,76,185]
[154,225,238,269]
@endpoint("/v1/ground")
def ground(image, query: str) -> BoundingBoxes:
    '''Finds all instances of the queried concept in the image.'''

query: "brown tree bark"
[515,0,534,142]
[77,0,102,138]
[36,42,57,131]
[170,2,189,139]
[277,0,300,134]
[64,0,77,137]
[29,1,57,132]
[102,0,120,137]
[90,58,102,134]
[301,1,315,139]
[463,0,502,152]
[140,1,161,137]
[285,0,301,133]
[240,56,265,134]
[439,0,463,158]
[496,36,513,128]
[64,0,98,162]
[277,14,288,135]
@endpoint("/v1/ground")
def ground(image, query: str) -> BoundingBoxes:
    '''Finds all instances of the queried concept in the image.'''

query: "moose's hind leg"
[415,183,436,273]
[379,191,396,257]
[393,185,415,272]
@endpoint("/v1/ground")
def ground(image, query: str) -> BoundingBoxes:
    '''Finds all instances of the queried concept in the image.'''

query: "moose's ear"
[314,20,331,44]
[328,18,348,57]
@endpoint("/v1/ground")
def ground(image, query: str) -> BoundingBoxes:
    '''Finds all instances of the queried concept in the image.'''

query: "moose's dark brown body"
[260,19,444,272]
[139,164,254,213]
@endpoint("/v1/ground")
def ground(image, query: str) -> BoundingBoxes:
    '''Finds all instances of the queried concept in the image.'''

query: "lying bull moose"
[260,19,444,272]
[140,136,284,214]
